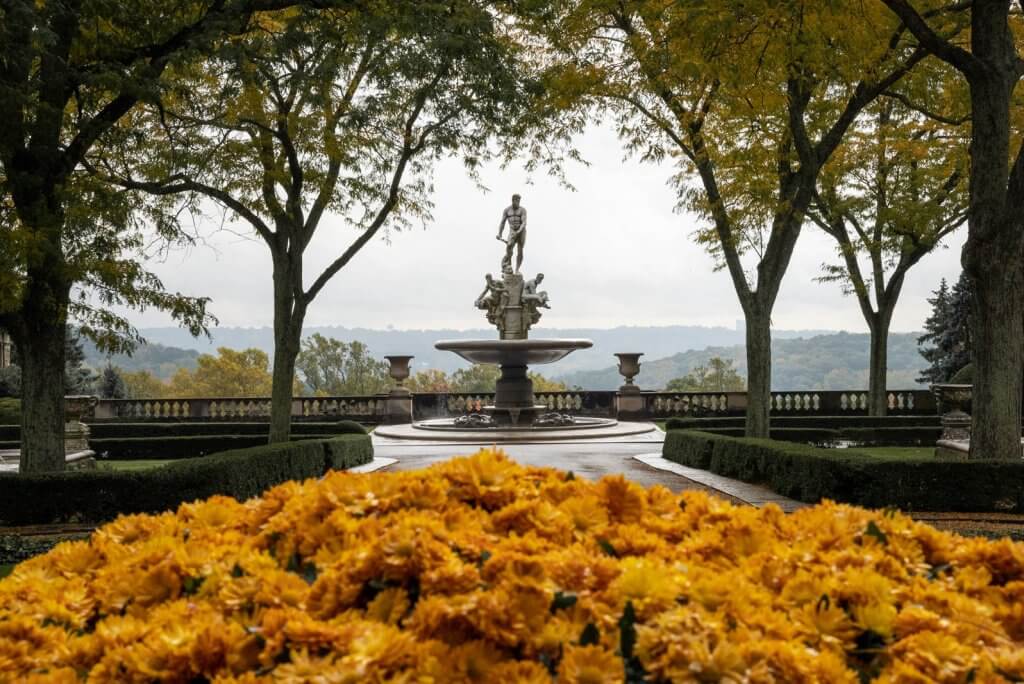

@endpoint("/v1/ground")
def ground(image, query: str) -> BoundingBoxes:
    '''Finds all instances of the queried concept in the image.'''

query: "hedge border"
[663,430,1024,512]
[0,420,368,445]
[0,433,372,525]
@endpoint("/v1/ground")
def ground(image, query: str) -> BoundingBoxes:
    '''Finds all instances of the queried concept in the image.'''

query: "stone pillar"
[500,273,526,340]
[64,395,98,455]
[384,355,415,424]
[614,353,645,420]
[931,384,972,442]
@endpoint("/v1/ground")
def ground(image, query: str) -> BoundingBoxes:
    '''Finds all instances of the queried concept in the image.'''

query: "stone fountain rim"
[435,338,593,351]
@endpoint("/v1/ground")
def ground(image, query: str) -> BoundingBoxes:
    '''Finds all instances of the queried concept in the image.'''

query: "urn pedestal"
[64,395,98,454]
[931,384,972,442]
[384,356,414,424]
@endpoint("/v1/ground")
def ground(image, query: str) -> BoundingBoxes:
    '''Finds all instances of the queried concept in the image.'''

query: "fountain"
[375,195,656,441]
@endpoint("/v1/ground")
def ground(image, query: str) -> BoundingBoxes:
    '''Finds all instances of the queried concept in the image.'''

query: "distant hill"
[554,331,926,390]
[133,324,836,375]
[82,340,199,380]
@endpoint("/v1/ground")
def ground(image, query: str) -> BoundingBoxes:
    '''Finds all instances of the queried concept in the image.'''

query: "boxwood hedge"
[663,430,1024,512]
[0,433,372,525]
[664,416,941,446]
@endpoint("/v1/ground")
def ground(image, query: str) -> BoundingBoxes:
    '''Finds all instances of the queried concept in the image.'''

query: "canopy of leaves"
[295,334,389,395]
[94,1,536,310]
[530,0,930,295]
[169,347,276,397]
[665,357,745,392]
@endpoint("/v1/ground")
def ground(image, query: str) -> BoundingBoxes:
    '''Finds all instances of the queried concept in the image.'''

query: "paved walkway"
[373,433,745,505]
[372,434,1024,539]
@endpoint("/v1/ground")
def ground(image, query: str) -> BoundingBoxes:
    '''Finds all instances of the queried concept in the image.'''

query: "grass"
[845,446,935,460]
[97,459,176,471]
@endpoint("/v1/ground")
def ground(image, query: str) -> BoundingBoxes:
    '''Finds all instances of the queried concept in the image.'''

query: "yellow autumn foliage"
[2,449,1023,682]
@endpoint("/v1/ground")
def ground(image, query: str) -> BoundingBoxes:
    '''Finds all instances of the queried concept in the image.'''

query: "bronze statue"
[523,273,550,308]
[496,193,527,273]
[474,273,506,325]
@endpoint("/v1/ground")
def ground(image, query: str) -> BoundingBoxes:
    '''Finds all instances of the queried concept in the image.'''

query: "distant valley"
[82,325,928,390]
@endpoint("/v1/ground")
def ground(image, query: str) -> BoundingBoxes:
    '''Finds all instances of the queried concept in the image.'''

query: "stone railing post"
[64,395,98,454]
[614,353,645,420]
[931,383,972,442]
[384,355,415,424]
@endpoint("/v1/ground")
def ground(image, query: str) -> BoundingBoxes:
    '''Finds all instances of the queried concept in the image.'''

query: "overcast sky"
[132,124,965,334]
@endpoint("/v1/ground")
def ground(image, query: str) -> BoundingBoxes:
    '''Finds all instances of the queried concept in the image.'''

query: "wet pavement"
[371,433,744,505]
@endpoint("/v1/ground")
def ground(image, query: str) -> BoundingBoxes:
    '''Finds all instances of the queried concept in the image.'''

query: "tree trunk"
[744,306,772,438]
[268,256,306,445]
[16,284,69,473]
[867,305,896,417]
[967,262,1023,460]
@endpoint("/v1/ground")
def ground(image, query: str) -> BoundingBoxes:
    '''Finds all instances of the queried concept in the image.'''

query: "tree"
[123,370,169,400]
[536,1,927,436]
[169,348,274,397]
[665,357,746,392]
[450,365,503,393]
[880,1,1024,459]
[528,372,568,392]
[0,0,317,472]
[295,334,389,395]
[97,2,536,445]
[918,274,973,384]
[97,364,128,399]
[405,369,452,393]
[811,84,968,414]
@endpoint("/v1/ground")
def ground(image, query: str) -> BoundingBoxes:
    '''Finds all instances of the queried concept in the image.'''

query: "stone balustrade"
[92,388,937,423]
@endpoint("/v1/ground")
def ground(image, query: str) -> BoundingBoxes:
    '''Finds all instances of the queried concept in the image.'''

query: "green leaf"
[864,521,888,546]
[618,600,637,660]
[597,538,619,558]
[579,622,600,646]
[182,576,205,596]
[550,591,578,613]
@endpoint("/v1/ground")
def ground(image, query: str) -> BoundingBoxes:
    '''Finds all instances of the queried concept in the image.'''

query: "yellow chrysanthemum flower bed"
[2,449,1024,683]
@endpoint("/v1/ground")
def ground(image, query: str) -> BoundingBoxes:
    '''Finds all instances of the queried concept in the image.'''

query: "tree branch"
[880,0,982,78]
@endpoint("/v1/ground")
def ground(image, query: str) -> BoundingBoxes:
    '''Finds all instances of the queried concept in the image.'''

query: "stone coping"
[373,421,661,443]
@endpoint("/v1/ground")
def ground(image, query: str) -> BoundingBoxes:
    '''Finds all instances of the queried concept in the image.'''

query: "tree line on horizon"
[2,1,1021,471]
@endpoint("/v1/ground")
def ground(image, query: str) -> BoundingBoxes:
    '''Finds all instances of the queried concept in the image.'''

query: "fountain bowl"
[435,338,593,366]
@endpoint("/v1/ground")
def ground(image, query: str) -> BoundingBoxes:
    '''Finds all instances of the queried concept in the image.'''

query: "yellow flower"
[557,644,624,684]
[366,588,409,625]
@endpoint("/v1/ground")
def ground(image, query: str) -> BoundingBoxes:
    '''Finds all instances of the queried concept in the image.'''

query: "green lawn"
[97,459,176,471]
[850,446,935,460]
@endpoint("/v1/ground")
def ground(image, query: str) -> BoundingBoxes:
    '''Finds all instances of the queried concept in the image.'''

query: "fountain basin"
[434,338,593,366]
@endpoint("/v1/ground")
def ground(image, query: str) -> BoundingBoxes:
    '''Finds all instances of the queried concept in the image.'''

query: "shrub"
[0,399,20,426]
[664,430,1024,512]
[0,434,372,525]
[87,420,367,439]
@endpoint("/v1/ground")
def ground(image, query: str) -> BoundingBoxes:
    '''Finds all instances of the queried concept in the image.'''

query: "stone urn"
[64,395,99,454]
[385,355,414,396]
[615,353,643,393]
[931,383,972,442]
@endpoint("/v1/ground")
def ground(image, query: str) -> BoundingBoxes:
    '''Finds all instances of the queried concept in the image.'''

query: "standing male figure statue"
[496,193,527,273]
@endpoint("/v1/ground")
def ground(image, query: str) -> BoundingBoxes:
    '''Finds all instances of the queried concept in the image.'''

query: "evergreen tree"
[97,364,128,399]
[918,275,972,384]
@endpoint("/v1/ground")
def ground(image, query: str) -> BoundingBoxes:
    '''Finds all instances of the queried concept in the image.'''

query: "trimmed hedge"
[91,434,332,460]
[0,399,20,426]
[665,416,941,446]
[665,415,941,431]
[663,430,1024,512]
[0,420,368,445]
[87,420,367,439]
[0,434,372,525]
